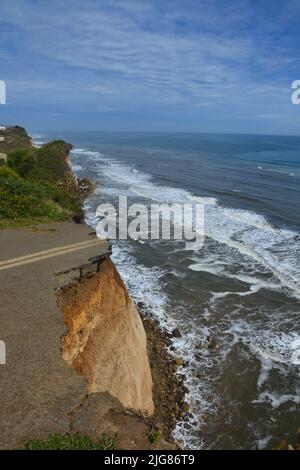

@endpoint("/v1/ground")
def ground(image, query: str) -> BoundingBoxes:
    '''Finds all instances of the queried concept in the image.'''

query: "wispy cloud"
[0,0,299,132]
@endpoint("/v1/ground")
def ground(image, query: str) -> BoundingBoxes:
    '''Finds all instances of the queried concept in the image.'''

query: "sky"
[0,0,300,134]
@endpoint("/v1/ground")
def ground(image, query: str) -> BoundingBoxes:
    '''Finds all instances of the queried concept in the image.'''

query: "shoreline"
[139,308,190,443]
[0,126,188,449]
[70,139,191,445]
[32,127,194,446]
[30,132,190,447]
[80,172,190,447]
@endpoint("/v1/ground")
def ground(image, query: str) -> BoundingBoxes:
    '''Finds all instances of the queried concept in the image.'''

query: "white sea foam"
[72,163,83,171]
[188,263,226,276]
[31,133,47,148]
[76,146,300,450]
[226,315,300,369]
[34,140,46,147]
[253,391,300,408]
[31,133,43,139]
[94,157,300,298]
[257,435,272,450]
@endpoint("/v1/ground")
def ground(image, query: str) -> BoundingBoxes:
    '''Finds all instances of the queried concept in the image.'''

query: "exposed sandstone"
[57,257,154,416]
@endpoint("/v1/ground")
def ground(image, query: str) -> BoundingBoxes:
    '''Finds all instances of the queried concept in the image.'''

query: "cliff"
[0,125,33,154]
[0,126,179,449]
[0,222,174,450]
[57,256,154,416]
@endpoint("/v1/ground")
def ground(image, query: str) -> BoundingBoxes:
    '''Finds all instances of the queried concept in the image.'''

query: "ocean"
[35,131,300,450]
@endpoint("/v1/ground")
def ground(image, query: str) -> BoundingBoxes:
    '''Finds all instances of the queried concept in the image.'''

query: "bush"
[0,166,21,180]
[0,177,83,223]
[7,149,36,177]
[0,178,66,220]
[28,141,72,183]
[148,429,161,444]
[0,139,85,227]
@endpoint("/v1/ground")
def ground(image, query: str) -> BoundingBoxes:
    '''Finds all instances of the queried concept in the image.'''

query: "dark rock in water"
[172,328,182,338]
[184,423,192,430]
[207,335,219,350]
[181,402,190,413]
[174,357,185,367]
[137,301,146,310]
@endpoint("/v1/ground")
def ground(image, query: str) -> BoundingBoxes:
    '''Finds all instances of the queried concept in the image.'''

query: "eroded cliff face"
[57,257,154,416]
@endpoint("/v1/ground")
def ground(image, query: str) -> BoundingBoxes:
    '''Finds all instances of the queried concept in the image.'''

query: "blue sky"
[0,0,300,134]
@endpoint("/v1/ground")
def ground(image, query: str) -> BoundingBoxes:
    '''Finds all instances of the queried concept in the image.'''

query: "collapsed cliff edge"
[57,255,154,416]
[0,127,184,449]
[54,243,183,450]
[0,221,178,450]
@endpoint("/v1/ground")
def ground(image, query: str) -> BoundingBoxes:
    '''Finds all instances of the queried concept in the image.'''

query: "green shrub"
[23,432,116,450]
[0,177,83,223]
[148,429,161,444]
[0,139,85,227]
[28,141,72,183]
[7,149,36,177]
[0,166,21,180]
[0,179,67,220]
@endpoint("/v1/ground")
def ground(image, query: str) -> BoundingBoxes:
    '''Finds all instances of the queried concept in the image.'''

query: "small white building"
[0,125,6,131]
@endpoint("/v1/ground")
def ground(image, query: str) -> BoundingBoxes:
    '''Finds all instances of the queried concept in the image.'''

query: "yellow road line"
[0,239,105,271]
[0,238,100,267]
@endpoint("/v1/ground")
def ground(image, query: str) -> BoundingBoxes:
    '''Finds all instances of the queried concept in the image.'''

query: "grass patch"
[148,429,161,444]
[23,432,116,450]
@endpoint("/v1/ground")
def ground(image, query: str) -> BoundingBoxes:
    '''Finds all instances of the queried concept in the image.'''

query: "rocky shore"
[73,158,191,446]
[138,304,190,445]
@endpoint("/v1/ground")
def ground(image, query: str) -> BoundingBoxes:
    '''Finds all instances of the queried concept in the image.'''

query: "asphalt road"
[0,222,110,449]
